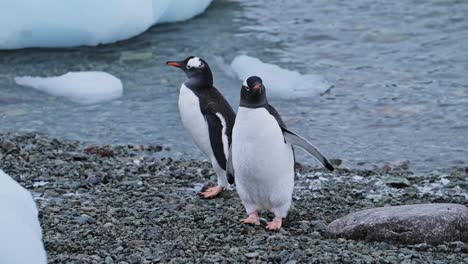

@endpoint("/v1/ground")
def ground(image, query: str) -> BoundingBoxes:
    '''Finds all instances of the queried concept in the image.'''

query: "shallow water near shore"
[1,0,467,172]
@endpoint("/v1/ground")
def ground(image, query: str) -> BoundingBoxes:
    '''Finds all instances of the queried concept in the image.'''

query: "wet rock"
[74,214,97,225]
[0,140,17,153]
[105,256,114,264]
[446,181,468,191]
[128,255,141,264]
[381,176,411,188]
[86,175,101,185]
[71,152,88,161]
[245,252,259,258]
[309,231,321,239]
[327,203,468,244]
[411,243,429,252]
[146,144,163,152]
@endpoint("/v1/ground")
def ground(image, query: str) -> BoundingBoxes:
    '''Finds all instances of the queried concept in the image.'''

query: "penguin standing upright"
[166,56,236,198]
[227,76,334,230]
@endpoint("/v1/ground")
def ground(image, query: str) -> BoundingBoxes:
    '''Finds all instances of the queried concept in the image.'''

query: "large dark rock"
[327,203,468,245]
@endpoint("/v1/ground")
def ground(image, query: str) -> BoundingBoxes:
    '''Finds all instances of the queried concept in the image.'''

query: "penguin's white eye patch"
[187,57,203,68]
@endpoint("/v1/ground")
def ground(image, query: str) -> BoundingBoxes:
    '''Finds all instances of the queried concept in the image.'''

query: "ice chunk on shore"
[0,170,47,264]
[15,71,123,105]
[231,55,332,98]
[159,0,213,23]
[0,0,212,49]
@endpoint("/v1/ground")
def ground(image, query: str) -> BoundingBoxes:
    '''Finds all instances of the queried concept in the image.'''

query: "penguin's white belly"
[232,107,294,212]
[178,84,212,157]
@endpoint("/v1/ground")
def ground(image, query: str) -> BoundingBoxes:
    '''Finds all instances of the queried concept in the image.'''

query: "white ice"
[15,71,123,105]
[0,0,213,49]
[159,0,213,23]
[230,55,332,98]
[0,170,47,264]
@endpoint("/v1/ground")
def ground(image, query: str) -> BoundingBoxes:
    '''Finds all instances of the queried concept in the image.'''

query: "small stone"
[147,144,163,152]
[131,240,145,247]
[381,176,411,188]
[75,214,96,224]
[314,223,327,232]
[449,241,466,249]
[104,222,114,228]
[86,175,101,185]
[244,252,259,258]
[0,140,17,152]
[309,231,321,239]
[105,256,114,264]
[49,207,61,213]
[72,153,88,161]
[204,217,215,224]
[128,255,141,264]
[437,245,448,252]
[413,243,429,250]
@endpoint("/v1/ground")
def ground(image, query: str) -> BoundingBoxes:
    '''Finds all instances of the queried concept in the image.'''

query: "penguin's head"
[166,56,213,85]
[240,76,267,107]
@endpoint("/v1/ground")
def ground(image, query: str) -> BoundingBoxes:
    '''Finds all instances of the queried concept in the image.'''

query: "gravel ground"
[1,132,467,264]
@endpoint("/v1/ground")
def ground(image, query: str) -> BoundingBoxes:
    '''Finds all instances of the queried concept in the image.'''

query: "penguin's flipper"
[226,146,235,184]
[205,113,228,170]
[282,129,334,171]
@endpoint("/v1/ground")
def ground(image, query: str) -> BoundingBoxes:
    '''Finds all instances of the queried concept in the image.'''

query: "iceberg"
[230,55,332,98]
[0,0,213,49]
[15,71,123,105]
[0,170,47,264]
[159,0,213,23]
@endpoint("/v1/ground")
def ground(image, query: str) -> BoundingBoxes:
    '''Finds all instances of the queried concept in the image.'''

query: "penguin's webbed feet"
[266,217,282,230]
[199,185,223,199]
[241,212,260,225]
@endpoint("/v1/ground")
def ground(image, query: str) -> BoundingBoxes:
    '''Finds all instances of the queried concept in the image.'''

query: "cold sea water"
[0,0,467,172]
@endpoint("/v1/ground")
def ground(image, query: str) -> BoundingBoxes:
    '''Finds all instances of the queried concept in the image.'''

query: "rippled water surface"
[1,0,467,172]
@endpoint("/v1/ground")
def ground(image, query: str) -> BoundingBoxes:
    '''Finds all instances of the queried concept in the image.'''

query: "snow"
[230,55,332,98]
[15,71,123,105]
[0,170,47,264]
[0,0,213,49]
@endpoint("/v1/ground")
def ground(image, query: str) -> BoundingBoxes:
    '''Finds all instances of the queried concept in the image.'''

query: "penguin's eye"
[243,85,250,91]
[186,65,191,69]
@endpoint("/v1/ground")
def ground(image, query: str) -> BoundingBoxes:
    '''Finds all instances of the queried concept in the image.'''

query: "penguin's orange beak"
[253,84,262,91]
[166,61,182,68]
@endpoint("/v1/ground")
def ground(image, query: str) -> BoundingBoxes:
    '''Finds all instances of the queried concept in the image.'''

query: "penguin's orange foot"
[241,212,260,225]
[199,186,223,199]
[266,218,282,230]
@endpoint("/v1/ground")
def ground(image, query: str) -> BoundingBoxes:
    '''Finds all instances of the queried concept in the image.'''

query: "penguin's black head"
[166,56,213,87]
[240,76,267,108]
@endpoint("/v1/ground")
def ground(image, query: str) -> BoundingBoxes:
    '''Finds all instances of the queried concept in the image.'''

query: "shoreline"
[1,132,467,263]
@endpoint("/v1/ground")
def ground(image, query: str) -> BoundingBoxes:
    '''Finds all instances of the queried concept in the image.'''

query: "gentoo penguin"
[227,76,334,230]
[166,56,236,198]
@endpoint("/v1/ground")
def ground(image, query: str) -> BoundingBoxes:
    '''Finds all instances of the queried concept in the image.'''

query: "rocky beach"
[1,132,467,263]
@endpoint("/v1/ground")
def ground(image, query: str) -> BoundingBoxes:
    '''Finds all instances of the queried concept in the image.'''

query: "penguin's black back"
[187,83,236,169]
